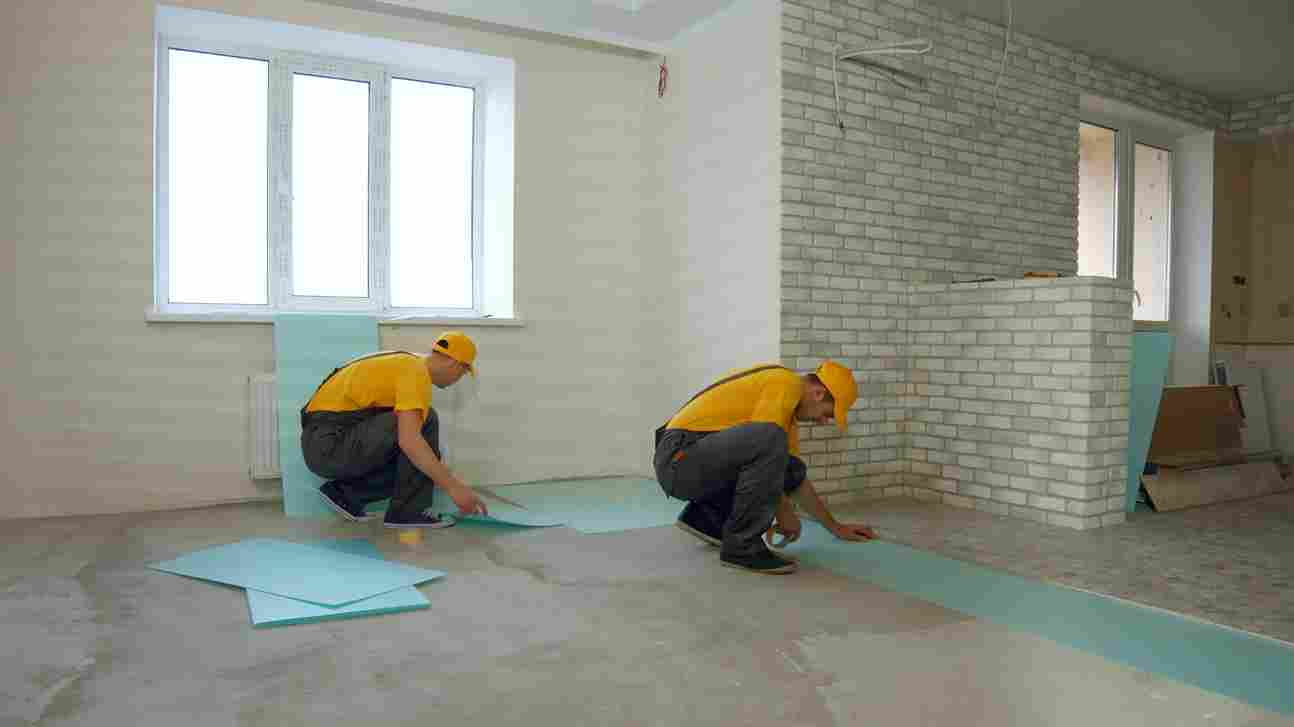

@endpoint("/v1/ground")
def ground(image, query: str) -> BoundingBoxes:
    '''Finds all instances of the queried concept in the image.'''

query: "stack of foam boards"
[1141,385,1290,511]
[150,538,445,628]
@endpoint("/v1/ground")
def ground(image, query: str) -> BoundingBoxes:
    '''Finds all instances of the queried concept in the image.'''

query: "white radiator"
[248,374,280,479]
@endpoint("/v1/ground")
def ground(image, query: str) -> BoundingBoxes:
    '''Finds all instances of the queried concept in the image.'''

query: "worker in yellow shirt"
[654,361,876,574]
[300,331,488,528]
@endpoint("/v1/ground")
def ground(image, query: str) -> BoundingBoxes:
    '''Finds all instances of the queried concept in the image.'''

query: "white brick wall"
[781,0,1206,527]
[1228,91,1294,137]
[909,277,1133,530]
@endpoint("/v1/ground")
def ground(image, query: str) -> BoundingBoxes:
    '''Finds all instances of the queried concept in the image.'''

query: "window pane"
[168,49,268,305]
[1077,123,1116,278]
[1133,143,1172,321]
[292,74,369,297]
[390,79,474,309]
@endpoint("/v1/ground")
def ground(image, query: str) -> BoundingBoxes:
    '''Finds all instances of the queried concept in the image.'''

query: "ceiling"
[922,0,1294,102]
[368,0,737,53]
[369,0,1292,101]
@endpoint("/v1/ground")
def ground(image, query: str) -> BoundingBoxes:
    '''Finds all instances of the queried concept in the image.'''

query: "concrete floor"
[4,501,1292,727]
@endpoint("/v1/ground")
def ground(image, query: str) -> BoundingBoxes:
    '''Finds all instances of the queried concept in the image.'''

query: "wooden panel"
[1146,385,1245,466]
[1210,133,1254,343]
[1213,132,1294,344]
[1142,461,1290,512]
[1246,132,1294,343]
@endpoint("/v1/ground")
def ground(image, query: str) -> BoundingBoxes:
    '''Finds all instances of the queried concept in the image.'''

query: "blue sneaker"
[382,508,457,529]
[720,546,798,575]
[319,482,374,522]
[675,501,724,547]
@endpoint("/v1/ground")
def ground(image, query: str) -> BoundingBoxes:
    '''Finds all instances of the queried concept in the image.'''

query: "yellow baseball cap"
[816,360,858,433]
[434,331,477,373]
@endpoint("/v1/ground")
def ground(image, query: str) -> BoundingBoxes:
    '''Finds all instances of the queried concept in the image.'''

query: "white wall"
[1169,131,1215,386]
[4,0,683,518]
[649,0,781,409]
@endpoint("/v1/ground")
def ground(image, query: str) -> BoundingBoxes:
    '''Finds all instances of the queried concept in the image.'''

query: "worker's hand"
[447,484,489,516]
[768,508,802,548]
[831,522,876,542]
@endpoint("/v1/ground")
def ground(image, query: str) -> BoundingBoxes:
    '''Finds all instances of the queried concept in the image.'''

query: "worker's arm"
[791,479,875,541]
[769,494,802,546]
[395,409,487,515]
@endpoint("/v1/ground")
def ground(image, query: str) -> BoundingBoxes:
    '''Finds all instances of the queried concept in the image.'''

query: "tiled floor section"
[826,492,1294,643]
[4,501,1291,726]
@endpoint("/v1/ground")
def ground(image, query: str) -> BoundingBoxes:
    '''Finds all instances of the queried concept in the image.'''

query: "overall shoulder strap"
[303,350,418,408]
[665,365,790,425]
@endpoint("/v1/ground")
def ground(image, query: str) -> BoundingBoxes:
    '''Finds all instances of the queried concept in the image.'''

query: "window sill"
[145,308,525,327]
[1134,320,1171,331]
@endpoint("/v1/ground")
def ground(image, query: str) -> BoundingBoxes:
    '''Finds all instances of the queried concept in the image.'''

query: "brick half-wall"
[907,276,1133,529]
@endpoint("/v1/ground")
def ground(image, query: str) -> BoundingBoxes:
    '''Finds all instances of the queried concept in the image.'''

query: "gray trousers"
[654,422,793,557]
[300,407,441,517]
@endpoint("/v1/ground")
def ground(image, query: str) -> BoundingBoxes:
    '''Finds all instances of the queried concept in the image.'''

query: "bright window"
[1076,110,1178,323]
[155,33,494,317]
[1132,143,1173,321]
[166,50,269,305]
[1077,123,1117,279]
[390,78,476,309]
[291,73,372,299]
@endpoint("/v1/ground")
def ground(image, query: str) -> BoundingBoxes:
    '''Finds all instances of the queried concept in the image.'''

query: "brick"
[1046,512,1095,530]
[1067,498,1108,516]
[1028,494,1067,512]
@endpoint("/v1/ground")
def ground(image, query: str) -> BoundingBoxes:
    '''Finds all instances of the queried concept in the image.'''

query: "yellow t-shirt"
[665,365,802,455]
[304,352,433,421]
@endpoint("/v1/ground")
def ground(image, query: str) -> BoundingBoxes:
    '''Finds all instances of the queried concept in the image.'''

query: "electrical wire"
[831,40,932,132]
[992,0,1013,111]
[833,50,844,132]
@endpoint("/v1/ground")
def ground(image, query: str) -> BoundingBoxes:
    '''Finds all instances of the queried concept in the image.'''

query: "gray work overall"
[299,352,442,517]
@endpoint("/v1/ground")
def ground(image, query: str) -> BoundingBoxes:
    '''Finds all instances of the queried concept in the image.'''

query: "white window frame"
[154,35,488,318]
[1079,95,1201,324]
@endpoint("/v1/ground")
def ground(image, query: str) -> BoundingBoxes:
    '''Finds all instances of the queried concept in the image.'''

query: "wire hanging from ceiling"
[831,38,933,132]
[992,0,1014,111]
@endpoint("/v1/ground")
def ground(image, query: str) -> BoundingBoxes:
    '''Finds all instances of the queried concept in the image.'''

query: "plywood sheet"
[1142,461,1290,512]
[1146,386,1245,465]
[1247,133,1294,343]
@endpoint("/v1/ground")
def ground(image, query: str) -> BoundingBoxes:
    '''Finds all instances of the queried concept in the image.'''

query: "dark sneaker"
[720,547,799,574]
[675,502,724,547]
[319,482,374,521]
[382,508,457,529]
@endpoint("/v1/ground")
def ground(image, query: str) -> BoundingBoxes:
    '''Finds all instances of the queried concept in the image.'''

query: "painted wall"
[4,0,683,519]
[648,0,782,410]
[1169,131,1215,386]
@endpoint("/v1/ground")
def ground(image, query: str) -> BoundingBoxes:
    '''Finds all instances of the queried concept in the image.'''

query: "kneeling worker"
[300,331,488,528]
[654,361,876,574]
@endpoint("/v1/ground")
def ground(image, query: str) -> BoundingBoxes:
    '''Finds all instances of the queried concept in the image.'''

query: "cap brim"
[833,398,849,433]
